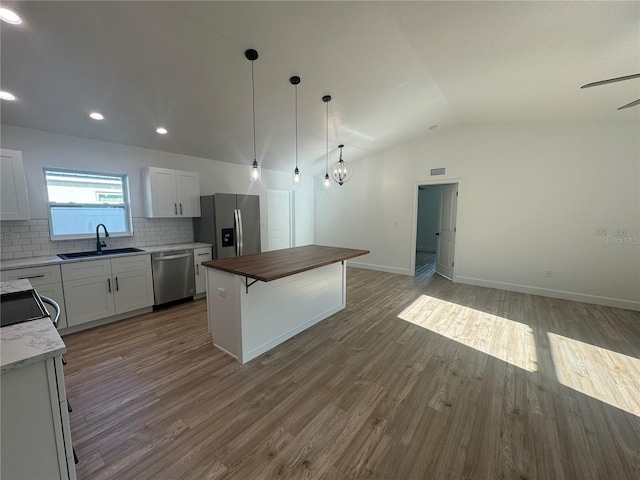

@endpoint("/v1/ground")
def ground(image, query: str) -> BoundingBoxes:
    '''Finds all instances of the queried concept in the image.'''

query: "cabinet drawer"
[61,259,112,281]
[111,254,151,274]
[194,247,212,258]
[1,264,62,286]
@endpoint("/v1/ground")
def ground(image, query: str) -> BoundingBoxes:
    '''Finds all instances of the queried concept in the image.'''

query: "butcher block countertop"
[201,245,369,282]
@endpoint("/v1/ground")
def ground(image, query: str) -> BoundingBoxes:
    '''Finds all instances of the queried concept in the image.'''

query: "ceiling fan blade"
[581,73,640,89]
[617,98,640,110]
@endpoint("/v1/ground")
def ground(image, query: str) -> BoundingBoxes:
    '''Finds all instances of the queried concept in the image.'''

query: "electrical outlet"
[218,288,226,297]
[615,228,628,238]
[3,231,16,242]
[595,228,607,236]
[544,270,552,278]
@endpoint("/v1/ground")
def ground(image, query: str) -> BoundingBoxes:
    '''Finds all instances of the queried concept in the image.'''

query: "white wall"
[0,125,315,251]
[315,123,640,311]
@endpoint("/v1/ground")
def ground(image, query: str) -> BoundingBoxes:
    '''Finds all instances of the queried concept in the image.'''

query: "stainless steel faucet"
[96,223,110,253]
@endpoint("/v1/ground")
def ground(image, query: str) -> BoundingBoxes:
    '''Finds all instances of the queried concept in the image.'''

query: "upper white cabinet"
[1,149,31,220]
[142,167,201,218]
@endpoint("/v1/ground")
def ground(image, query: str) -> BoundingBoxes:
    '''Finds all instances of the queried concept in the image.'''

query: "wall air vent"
[430,167,446,176]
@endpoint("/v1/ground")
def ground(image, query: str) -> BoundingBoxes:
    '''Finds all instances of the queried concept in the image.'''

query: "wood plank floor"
[63,264,640,479]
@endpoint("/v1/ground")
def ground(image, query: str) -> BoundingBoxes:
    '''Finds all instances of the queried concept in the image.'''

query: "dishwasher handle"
[153,253,192,261]
[40,295,61,328]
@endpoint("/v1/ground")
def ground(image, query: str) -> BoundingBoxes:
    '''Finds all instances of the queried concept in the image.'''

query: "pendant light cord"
[295,83,298,169]
[325,100,329,174]
[251,60,257,162]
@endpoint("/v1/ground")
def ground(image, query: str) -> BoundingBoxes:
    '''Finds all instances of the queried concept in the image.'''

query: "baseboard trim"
[346,261,411,276]
[456,276,640,311]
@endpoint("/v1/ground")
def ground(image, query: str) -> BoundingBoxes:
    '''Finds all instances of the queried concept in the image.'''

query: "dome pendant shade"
[331,145,352,185]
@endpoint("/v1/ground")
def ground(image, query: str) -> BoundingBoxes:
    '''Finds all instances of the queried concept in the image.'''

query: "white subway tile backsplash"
[0,217,194,260]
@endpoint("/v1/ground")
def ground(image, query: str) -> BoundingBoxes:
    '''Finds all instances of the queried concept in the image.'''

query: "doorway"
[267,189,292,251]
[411,181,459,280]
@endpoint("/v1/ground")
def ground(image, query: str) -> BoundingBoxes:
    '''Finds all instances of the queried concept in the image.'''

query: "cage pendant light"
[246,49,261,182]
[331,144,352,185]
[291,76,301,185]
[322,95,332,189]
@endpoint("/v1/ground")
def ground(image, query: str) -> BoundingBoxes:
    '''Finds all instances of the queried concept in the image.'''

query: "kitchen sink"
[57,247,144,260]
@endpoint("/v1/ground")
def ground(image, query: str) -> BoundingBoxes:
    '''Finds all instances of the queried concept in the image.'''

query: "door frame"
[409,178,462,278]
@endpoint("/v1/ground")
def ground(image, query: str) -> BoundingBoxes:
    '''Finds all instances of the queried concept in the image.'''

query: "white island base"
[206,262,346,364]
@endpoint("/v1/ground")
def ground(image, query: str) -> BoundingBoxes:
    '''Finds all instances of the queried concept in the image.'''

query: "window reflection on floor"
[398,295,538,372]
[548,333,640,416]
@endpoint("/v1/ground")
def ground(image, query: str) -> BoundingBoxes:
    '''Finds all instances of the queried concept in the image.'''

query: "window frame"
[43,167,134,241]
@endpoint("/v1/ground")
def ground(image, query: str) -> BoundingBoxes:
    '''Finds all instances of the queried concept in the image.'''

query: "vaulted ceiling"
[1,1,638,175]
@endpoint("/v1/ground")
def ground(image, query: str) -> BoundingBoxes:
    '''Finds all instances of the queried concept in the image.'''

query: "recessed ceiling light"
[0,7,22,25]
[0,91,17,101]
[89,112,104,120]
[156,127,168,135]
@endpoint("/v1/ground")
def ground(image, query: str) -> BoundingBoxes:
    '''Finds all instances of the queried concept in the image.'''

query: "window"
[44,168,133,240]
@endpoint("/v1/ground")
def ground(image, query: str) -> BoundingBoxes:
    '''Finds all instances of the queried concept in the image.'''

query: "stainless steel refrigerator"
[193,194,261,259]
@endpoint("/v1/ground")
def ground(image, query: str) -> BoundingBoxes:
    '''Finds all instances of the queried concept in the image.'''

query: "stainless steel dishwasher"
[151,249,195,305]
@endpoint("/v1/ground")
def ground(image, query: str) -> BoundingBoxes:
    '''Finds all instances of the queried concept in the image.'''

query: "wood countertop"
[201,245,369,282]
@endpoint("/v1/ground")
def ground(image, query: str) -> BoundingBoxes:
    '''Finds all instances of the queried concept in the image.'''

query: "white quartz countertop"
[0,242,212,271]
[1,280,66,373]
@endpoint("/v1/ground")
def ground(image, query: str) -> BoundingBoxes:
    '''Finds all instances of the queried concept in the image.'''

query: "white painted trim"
[347,261,411,276]
[456,275,640,311]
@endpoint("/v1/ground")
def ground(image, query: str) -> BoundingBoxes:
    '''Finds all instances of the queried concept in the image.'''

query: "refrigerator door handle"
[237,208,244,256]
[233,209,240,256]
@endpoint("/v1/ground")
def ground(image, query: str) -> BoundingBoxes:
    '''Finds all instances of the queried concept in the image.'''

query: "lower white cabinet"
[62,255,153,327]
[194,247,212,295]
[1,355,76,479]
[0,264,68,328]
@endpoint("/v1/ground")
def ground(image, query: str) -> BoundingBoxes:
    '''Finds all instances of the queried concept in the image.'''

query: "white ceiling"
[1,1,638,176]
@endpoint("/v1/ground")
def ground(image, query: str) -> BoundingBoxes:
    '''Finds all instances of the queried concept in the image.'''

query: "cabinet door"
[36,282,68,329]
[0,149,31,220]
[63,275,115,326]
[194,247,212,294]
[113,269,154,314]
[144,167,178,217]
[176,170,201,217]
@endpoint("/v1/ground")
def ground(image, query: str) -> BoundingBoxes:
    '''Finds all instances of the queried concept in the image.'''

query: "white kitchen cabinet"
[1,264,68,328]
[0,148,31,220]
[61,255,153,327]
[193,246,212,295]
[1,355,76,479]
[142,166,201,218]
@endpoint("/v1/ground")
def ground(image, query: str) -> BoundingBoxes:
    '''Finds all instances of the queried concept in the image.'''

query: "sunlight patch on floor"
[398,295,537,372]
[548,333,640,416]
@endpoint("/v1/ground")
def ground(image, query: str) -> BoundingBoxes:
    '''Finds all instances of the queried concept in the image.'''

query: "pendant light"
[331,144,352,185]
[246,49,261,182]
[322,95,332,189]
[290,76,301,185]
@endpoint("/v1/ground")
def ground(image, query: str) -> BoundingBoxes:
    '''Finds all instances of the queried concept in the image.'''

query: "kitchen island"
[202,245,368,363]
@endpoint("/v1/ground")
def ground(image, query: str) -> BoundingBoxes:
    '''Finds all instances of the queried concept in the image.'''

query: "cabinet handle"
[180,203,183,215]
[196,264,199,275]
[197,253,209,256]
[108,278,112,293]
[115,277,119,292]
[174,203,178,215]
[18,274,45,280]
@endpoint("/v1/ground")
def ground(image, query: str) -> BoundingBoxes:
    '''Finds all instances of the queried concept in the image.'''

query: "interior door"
[436,184,458,280]
[214,194,237,259]
[237,194,261,255]
[267,190,291,251]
